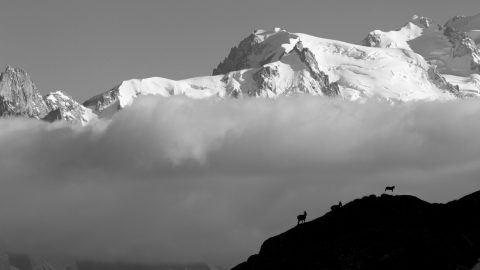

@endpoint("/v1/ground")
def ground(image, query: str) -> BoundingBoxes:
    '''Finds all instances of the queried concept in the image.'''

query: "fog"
[1,96,480,267]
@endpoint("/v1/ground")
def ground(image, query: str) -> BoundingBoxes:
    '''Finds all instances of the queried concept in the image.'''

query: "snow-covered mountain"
[0,66,95,124]
[362,14,480,96]
[4,12,480,124]
[84,26,464,117]
[43,91,97,125]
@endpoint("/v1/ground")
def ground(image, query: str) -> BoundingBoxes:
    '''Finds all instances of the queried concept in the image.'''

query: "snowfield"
[84,25,466,118]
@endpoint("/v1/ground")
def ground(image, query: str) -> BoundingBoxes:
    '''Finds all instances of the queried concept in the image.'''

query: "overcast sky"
[2,1,480,268]
[0,0,479,101]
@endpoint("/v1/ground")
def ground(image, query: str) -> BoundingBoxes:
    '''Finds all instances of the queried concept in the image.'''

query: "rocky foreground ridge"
[232,191,480,270]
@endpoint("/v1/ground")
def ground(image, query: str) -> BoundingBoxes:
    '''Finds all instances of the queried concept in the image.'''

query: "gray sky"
[0,0,479,101]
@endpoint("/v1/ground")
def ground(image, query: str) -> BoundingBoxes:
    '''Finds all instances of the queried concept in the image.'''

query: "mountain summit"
[0,66,49,118]
[232,191,480,270]
[4,12,480,124]
[0,66,95,124]
[83,24,467,118]
[362,14,480,96]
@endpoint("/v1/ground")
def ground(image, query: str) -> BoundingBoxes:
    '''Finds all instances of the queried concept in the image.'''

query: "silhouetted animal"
[297,211,307,225]
[330,201,343,211]
[385,186,395,193]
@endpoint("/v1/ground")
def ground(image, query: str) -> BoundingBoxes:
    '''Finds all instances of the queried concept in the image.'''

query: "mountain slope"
[362,13,480,95]
[232,191,480,270]
[85,27,461,117]
[83,39,341,117]
[0,66,95,124]
[43,91,96,125]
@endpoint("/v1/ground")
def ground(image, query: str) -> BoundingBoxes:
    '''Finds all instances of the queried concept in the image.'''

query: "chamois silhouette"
[385,186,395,193]
[297,211,307,225]
[330,201,343,211]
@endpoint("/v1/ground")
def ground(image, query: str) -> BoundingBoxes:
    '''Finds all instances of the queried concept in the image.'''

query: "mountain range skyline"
[1,0,479,102]
[2,2,480,269]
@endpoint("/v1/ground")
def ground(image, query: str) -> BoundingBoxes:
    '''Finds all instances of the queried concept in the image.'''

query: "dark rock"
[427,66,463,97]
[232,191,480,270]
[83,85,121,115]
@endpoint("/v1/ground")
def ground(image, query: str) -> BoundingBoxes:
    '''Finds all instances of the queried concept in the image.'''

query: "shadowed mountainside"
[232,191,480,270]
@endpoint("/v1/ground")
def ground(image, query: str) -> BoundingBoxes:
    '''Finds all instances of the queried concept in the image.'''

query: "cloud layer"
[1,96,480,267]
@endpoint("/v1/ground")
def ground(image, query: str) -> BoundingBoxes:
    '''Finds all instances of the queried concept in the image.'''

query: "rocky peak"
[288,41,340,97]
[0,66,49,118]
[213,28,298,75]
[82,84,121,116]
[443,25,480,73]
[410,15,434,29]
[43,91,96,125]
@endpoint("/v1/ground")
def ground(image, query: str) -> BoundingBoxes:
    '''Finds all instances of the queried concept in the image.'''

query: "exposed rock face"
[411,15,433,29]
[362,32,383,48]
[82,85,121,116]
[213,28,298,75]
[362,14,480,77]
[0,66,49,118]
[252,66,280,96]
[43,91,96,124]
[289,41,340,97]
[427,67,462,97]
[0,67,95,124]
[443,27,480,73]
[232,191,480,270]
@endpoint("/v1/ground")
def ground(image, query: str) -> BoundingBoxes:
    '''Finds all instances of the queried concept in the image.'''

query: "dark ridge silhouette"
[232,191,480,270]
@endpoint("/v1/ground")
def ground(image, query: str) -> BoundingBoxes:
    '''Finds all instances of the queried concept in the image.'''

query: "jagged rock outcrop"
[289,41,340,97]
[427,67,462,97]
[252,66,280,96]
[443,27,480,73]
[0,66,95,124]
[43,91,96,124]
[0,66,49,118]
[232,191,480,270]
[83,85,121,116]
[213,28,298,75]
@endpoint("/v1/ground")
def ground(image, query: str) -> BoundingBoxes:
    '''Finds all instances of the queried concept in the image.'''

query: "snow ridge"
[362,13,480,95]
